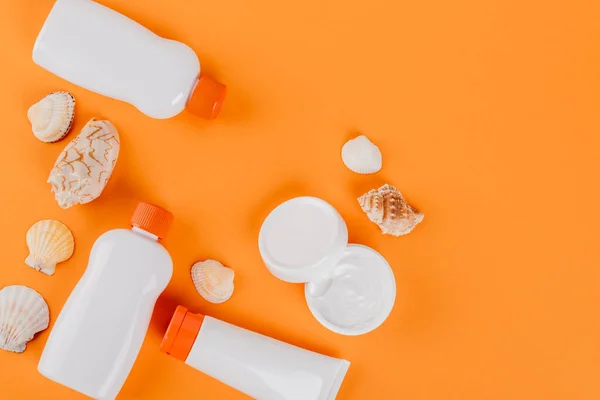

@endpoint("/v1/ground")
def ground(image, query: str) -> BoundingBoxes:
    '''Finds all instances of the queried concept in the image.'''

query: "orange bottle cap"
[130,202,174,239]
[160,306,205,361]
[187,76,227,119]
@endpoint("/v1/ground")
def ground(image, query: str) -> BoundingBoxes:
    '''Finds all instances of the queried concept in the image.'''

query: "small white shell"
[0,285,50,353]
[48,118,120,209]
[25,220,74,275]
[27,91,75,143]
[191,260,235,304]
[341,135,382,174]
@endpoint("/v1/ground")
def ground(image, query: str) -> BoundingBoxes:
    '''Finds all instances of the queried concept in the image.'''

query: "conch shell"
[25,220,74,275]
[0,285,50,353]
[341,135,382,174]
[191,260,235,304]
[27,91,75,143]
[358,184,423,236]
[48,118,120,209]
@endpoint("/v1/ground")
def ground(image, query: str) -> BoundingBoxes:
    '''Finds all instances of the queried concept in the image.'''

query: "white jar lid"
[258,197,396,335]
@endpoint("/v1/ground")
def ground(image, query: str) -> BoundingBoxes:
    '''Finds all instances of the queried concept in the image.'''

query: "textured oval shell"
[0,285,49,353]
[191,260,235,304]
[27,91,75,143]
[341,135,382,174]
[25,220,74,275]
[358,184,423,236]
[48,118,120,209]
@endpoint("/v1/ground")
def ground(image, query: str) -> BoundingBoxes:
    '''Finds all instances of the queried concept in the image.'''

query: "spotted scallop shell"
[48,118,120,209]
[191,260,235,304]
[358,184,423,236]
[0,285,50,353]
[341,135,382,174]
[25,220,74,275]
[27,91,75,143]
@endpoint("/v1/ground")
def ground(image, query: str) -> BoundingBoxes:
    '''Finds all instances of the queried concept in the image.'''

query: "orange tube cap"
[187,76,227,119]
[160,306,204,361]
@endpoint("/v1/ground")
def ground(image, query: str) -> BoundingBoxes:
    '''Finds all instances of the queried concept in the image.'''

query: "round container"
[258,197,396,336]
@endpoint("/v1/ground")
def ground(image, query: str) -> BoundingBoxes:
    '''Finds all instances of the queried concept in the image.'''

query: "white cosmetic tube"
[161,306,350,400]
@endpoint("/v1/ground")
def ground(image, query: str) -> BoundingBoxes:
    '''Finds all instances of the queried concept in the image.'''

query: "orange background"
[1,0,599,398]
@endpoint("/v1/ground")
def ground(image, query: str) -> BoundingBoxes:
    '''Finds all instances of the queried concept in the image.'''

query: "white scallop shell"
[27,91,75,143]
[48,118,120,209]
[25,220,75,275]
[341,135,382,174]
[191,260,235,304]
[0,285,50,353]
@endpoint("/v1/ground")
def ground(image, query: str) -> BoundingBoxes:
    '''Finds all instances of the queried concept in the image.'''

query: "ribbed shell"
[27,91,75,143]
[0,286,49,353]
[25,220,74,275]
[341,135,382,174]
[358,184,424,236]
[48,118,120,209]
[191,260,235,304]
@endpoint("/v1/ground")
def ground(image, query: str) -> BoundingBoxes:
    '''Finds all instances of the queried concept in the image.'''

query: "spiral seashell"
[191,260,235,304]
[27,91,75,143]
[358,184,423,236]
[0,285,50,353]
[25,219,74,275]
[48,118,120,209]
[341,135,382,174]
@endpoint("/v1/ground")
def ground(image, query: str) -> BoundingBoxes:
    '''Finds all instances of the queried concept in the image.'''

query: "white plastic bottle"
[38,202,174,399]
[33,0,226,120]
[161,306,351,400]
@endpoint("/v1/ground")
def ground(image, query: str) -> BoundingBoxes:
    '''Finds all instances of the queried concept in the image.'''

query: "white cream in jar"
[259,197,396,335]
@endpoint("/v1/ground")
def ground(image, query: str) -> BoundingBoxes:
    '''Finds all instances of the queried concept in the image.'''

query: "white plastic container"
[33,0,226,119]
[38,202,174,399]
[161,306,350,400]
[259,197,396,335]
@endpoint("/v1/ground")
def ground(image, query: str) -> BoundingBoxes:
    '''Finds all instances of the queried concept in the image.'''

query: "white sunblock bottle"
[161,306,351,400]
[33,0,226,120]
[38,202,174,399]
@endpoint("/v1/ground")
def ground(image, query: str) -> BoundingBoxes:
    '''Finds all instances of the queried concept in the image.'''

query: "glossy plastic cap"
[187,76,227,119]
[131,202,174,239]
[160,306,204,361]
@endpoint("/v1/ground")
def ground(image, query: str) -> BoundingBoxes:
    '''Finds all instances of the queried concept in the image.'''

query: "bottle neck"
[132,226,158,241]
[187,78,200,105]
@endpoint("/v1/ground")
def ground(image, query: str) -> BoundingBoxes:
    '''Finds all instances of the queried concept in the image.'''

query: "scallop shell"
[25,220,74,275]
[48,118,120,209]
[358,184,423,236]
[0,285,50,353]
[27,91,75,143]
[341,135,382,174]
[191,260,235,304]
